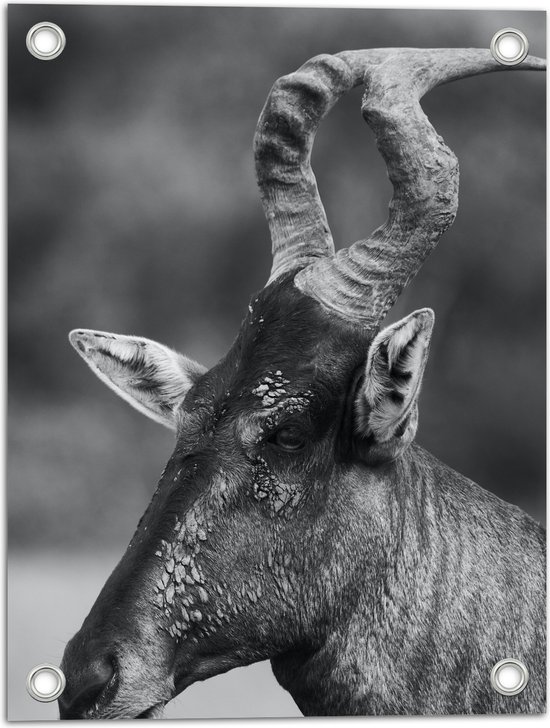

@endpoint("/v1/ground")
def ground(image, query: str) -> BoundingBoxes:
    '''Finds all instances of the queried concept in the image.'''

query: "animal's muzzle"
[58,647,116,719]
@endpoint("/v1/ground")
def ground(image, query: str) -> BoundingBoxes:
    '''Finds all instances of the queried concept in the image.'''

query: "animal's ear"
[355,309,434,461]
[69,329,207,430]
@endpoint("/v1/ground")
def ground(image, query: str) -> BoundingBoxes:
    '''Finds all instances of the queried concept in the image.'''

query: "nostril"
[58,654,116,719]
[91,654,115,686]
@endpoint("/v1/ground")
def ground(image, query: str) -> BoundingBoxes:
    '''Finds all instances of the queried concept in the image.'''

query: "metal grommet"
[490,658,529,696]
[26,664,66,703]
[490,28,529,66]
[26,22,66,61]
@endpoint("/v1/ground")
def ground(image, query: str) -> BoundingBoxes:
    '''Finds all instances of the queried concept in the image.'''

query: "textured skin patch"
[252,371,291,407]
[150,439,304,645]
[149,462,271,645]
[152,507,213,641]
[252,456,301,516]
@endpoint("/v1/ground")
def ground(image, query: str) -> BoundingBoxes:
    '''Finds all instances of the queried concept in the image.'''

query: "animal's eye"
[270,427,306,452]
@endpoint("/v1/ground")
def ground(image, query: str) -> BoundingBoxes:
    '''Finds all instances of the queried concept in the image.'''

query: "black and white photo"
[7,5,546,720]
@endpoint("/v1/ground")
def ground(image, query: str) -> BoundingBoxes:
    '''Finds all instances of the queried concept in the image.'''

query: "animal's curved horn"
[255,54,363,283]
[294,48,545,326]
[256,48,545,323]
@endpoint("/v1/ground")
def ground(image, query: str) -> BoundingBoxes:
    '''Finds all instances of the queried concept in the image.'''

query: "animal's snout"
[58,650,115,719]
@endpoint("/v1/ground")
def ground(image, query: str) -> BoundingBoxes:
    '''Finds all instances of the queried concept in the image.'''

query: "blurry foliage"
[8,6,545,549]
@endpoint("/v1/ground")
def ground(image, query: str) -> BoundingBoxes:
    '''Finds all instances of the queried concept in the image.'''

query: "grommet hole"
[490,658,529,696]
[26,664,66,702]
[33,28,59,54]
[497,664,522,689]
[490,28,529,66]
[26,22,66,60]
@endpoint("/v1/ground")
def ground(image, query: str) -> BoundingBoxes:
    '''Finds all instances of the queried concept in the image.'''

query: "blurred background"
[7,5,545,721]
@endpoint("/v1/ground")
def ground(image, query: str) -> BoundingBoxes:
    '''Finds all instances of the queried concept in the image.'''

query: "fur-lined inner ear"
[68,329,206,430]
[355,309,434,445]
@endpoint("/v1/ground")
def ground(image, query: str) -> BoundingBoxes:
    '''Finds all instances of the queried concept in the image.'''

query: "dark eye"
[271,428,306,452]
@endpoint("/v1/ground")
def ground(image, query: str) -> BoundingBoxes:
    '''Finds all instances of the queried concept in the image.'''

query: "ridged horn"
[254,53,362,283]
[255,48,545,324]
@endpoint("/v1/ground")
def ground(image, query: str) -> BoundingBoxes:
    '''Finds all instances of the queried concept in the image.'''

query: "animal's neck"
[271,446,487,715]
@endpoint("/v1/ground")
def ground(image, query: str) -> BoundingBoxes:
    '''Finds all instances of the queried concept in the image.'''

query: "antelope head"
[59,49,545,718]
